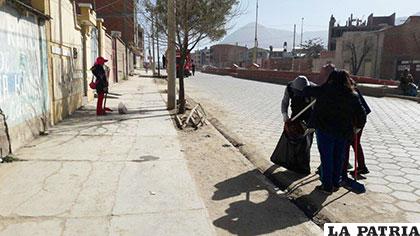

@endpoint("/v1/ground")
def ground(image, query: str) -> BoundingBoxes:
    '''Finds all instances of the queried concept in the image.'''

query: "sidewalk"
[0,76,215,235]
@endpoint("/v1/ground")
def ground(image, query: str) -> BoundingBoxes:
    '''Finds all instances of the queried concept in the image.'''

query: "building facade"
[328,13,395,51]
[0,0,139,154]
[75,0,142,70]
[333,16,420,80]
[210,44,247,68]
[0,1,50,153]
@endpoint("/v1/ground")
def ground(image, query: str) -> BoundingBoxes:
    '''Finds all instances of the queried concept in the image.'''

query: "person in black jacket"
[276,76,315,174]
[304,70,367,194]
[91,56,109,116]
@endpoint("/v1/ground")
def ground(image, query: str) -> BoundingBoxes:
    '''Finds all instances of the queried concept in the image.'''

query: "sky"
[230,0,419,32]
[147,0,419,56]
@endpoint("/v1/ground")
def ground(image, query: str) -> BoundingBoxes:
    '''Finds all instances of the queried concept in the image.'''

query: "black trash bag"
[270,130,313,175]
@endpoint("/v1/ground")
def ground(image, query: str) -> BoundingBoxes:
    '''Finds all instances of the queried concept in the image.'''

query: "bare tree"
[345,39,372,75]
[145,0,241,113]
[301,38,325,58]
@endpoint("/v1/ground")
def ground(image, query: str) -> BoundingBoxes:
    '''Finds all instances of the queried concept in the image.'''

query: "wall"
[49,0,84,124]
[104,34,115,85]
[210,44,248,68]
[75,0,137,47]
[381,16,420,80]
[202,67,399,87]
[262,57,313,73]
[334,30,379,77]
[0,4,49,153]
[116,37,127,80]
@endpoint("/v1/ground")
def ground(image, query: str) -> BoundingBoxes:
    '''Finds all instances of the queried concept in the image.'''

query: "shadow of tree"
[212,170,314,236]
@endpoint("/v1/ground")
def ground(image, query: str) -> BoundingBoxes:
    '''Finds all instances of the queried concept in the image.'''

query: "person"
[399,69,418,96]
[192,63,196,76]
[342,79,371,177]
[270,76,314,175]
[144,62,149,74]
[162,55,166,69]
[317,63,336,85]
[91,56,109,116]
[304,70,367,194]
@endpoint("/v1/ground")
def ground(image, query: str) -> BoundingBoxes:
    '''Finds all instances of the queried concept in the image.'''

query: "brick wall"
[116,38,127,80]
[76,0,137,46]
[262,57,313,73]
[202,67,399,86]
[210,44,247,68]
[380,16,420,80]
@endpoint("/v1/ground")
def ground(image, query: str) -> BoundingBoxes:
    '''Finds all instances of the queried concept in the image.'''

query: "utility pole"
[293,24,296,52]
[300,17,304,47]
[151,12,156,76]
[156,16,160,77]
[235,42,239,65]
[167,0,176,110]
[123,0,129,76]
[253,0,259,64]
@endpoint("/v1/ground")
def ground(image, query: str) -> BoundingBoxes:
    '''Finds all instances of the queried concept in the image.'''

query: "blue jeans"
[316,130,347,191]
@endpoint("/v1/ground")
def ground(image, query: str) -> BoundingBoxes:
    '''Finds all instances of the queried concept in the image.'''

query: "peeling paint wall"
[49,0,84,123]
[0,4,49,153]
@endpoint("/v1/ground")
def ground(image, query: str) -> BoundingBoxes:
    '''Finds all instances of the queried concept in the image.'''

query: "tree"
[146,0,240,113]
[301,38,325,58]
[345,39,372,75]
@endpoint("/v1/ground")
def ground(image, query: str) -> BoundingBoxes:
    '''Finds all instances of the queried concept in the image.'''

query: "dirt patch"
[177,123,322,235]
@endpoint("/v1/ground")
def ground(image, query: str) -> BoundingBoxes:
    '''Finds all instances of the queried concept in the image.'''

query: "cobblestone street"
[186,72,420,222]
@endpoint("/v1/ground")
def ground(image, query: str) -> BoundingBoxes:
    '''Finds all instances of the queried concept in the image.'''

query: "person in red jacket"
[91,57,109,116]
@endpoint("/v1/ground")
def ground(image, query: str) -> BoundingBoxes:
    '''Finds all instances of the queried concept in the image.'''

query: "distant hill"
[221,22,328,50]
[396,12,420,25]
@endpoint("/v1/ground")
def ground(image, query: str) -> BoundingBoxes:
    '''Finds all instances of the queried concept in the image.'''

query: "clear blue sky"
[231,0,418,32]
[194,0,418,49]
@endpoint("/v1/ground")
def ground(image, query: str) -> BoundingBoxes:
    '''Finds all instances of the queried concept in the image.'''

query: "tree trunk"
[178,50,187,114]
[178,76,186,113]
[178,0,189,114]
[0,108,12,155]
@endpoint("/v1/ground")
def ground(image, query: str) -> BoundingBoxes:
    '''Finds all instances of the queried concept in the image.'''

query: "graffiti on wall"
[0,6,49,126]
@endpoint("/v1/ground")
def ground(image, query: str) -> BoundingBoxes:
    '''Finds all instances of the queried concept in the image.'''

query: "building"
[210,44,247,68]
[190,51,201,69]
[200,47,211,67]
[328,13,395,51]
[0,0,135,154]
[333,16,420,80]
[0,0,50,153]
[243,48,270,66]
[75,0,142,70]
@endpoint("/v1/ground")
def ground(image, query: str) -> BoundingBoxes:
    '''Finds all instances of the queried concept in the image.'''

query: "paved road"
[185,72,420,222]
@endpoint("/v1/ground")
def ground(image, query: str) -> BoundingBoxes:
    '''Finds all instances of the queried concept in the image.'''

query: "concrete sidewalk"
[0,77,215,235]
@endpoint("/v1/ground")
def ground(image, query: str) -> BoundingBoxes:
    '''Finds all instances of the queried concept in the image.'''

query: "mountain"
[221,23,328,50]
[396,12,420,25]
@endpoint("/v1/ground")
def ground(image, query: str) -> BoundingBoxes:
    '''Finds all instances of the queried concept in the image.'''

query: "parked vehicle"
[176,50,192,78]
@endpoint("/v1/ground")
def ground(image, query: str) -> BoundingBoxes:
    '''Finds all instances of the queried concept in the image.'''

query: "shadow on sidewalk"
[212,170,312,236]
[49,108,172,134]
[294,189,350,219]
[264,165,314,191]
